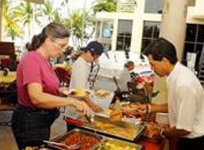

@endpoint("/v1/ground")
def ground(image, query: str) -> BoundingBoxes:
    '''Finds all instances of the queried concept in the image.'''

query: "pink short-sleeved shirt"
[17,51,60,108]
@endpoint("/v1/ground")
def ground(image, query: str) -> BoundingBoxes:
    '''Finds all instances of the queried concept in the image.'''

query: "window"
[102,22,113,38]
[95,21,113,51]
[141,21,161,52]
[116,20,133,51]
[184,24,204,71]
[145,0,163,14]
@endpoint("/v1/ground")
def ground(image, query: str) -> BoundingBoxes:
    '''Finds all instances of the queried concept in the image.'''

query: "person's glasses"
[50,38,67,50]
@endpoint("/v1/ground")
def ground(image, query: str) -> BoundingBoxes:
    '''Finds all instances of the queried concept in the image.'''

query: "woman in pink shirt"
[11,22,91,150]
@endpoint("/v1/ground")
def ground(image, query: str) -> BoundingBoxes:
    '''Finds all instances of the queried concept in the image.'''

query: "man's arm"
[137,103,168,114]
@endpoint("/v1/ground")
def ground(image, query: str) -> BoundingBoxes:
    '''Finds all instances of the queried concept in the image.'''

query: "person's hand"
[151,127,165,142]
[58,87,69,95]
[136,103,148,115]
[72,99,92,117]
[81,97,103,112]
[88,102,103,112]
[153,127,170,142]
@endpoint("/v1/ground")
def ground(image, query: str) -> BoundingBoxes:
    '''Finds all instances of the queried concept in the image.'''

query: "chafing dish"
[80,115,145,142]
[50,128,103,150]
[93,138,143,150]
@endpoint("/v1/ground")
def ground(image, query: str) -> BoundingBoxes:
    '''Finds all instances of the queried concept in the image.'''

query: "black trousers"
[177,135,204,150]
[11,105,60,150]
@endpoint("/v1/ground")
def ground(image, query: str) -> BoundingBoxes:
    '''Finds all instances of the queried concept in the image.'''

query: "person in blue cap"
[65,41,104,130]
[69,41,104,90]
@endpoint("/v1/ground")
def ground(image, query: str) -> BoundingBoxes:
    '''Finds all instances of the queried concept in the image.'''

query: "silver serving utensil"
[85,114,101,139]
[43,140,81,150]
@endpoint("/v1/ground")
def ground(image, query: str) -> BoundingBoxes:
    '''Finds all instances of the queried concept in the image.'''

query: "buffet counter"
[58,89,167,150]
[41,127,167,150]
[138,138,167,150]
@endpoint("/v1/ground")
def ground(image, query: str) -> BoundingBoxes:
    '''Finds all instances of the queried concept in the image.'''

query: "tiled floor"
[0,110,67,150]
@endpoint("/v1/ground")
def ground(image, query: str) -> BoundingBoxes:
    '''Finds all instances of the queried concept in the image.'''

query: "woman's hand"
[58,87,69,96]
[82,97,103,112]
[72,99,92,117]
[88,102,103,112]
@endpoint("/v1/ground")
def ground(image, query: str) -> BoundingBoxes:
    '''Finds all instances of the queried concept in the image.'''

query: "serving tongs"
[43,140,81,150]
[64,115,101,140]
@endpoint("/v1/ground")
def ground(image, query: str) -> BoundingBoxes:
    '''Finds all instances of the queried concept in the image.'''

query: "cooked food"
[143,122,161,138]
[95,90,110,98]
[92,121,137,139]
[121,103,140,117]
[95,140,139,150]
[110,109,123,121]
[69,88,89,97]
[60,131,101,150]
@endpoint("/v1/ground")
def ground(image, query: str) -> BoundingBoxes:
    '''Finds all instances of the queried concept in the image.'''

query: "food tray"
[92,138,143,150]
[82,115,145,142]
[52,128,103,150]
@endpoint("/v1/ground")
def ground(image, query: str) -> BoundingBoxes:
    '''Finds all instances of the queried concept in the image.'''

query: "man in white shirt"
[138,38,204,150]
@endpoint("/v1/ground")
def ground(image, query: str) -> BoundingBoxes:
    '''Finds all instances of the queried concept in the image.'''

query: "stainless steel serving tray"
[51,128,103,150]
[91,137,143,150]
[49,128,143,150]
[81,115,145,142]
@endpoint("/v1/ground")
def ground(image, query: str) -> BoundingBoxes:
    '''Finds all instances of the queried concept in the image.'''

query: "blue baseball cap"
[81,41,104,56]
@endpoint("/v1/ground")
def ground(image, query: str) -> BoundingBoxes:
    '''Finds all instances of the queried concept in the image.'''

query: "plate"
[94,90,112,99]
[63,88,93,98]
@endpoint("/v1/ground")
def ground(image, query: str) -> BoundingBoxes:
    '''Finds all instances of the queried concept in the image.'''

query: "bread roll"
[110,109,123,121]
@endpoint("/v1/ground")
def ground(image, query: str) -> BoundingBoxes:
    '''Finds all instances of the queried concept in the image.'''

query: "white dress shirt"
[166,62,204,138]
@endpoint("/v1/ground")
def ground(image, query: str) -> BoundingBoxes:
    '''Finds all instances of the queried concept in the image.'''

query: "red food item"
[60,131,101,150]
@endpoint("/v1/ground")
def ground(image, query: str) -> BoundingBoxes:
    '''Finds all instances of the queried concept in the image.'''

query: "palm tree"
[13,1,41,39]
[41,0,60,22]
[91,0,117,14]
[2,0,23,40]
[67,9,93,48]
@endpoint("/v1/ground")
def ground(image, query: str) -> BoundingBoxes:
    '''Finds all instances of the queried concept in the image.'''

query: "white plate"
[94,90,112,99]
[62,89,93,97]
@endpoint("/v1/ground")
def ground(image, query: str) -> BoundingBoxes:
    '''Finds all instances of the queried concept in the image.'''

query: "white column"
[160,0,188,61]
[0,0,3,41]
[111,19,118,52]
[130,0,145,54]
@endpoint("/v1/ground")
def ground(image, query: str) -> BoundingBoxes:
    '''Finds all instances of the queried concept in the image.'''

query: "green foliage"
[2,0,23,39]
[69,9,93,45]
[92,0,117,14]
[1,0,94,45]
[41,0,60,22]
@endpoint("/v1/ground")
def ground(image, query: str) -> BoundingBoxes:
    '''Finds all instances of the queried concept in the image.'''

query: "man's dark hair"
[143,37,178,64]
